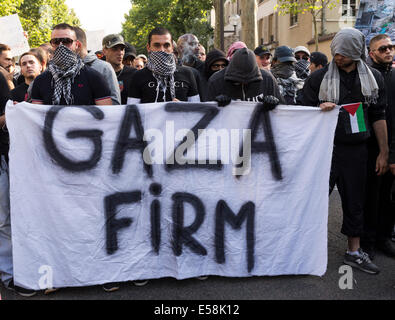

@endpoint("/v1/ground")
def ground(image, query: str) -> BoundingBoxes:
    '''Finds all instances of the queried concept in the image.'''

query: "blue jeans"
[0,155,12,286]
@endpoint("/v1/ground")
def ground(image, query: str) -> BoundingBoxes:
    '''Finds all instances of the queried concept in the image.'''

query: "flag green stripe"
[356,105,366,132]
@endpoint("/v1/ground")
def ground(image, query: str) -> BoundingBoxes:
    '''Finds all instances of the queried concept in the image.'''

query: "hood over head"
[224,48,262,84]
[205,49,228,78]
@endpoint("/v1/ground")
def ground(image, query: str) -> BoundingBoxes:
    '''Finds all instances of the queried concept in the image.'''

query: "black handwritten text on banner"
[6,101,339,289]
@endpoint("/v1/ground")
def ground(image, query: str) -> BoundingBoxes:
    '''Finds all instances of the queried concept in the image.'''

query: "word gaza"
[43,102,282,179]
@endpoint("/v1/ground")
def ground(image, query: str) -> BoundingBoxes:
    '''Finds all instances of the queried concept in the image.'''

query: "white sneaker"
[133,280,149,286]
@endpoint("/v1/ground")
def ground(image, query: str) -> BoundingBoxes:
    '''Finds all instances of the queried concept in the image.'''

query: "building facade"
[257,0,359,58]
[210,0,360,59]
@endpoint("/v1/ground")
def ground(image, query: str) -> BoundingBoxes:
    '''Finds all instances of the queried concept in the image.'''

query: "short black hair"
[53,23,74,32]
[148,27,172,45]
[369,34,391,51]
[73,26,87,47]
[0,44,11,56]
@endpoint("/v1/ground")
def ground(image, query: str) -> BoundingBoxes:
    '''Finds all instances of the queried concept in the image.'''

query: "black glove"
[258,95,280,111]
[214,95,232,108]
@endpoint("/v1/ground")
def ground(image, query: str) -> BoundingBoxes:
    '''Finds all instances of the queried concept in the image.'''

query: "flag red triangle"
[342,103,361,116]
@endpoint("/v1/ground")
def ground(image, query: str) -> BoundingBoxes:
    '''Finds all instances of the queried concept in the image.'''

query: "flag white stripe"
[349,114,359,133]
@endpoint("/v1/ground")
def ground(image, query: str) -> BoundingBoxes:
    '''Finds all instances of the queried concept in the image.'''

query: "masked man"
[31,23,112,106]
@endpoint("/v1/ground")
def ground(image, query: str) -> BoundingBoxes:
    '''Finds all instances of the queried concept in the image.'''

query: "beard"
[374,54,393,65]
[335,59,355,69]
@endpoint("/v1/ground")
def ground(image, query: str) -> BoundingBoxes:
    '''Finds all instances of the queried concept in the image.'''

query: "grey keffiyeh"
[319,28,378,105]
[147,51,177,102]
[48,44,84,105]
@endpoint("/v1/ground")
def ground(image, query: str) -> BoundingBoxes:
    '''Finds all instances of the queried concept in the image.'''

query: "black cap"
[273,46,296,63]
[124,42,137,59]
[310,51,328,67]
[254,45,271,57]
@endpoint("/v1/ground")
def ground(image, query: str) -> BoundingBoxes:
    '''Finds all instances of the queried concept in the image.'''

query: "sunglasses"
[374,44,395,53]
[50,38,75,46]
[212,63,227,69]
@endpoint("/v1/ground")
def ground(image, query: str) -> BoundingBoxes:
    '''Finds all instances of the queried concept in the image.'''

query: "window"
[290,0,298,26]
[342,0,356,17]
[290,11,298,26]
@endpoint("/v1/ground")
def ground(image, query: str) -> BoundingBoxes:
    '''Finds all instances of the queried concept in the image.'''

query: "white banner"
[6,101,339,290]
[0,14,30,57]
[86,29,105,53]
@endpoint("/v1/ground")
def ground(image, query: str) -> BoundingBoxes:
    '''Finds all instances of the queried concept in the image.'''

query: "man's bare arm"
[372,119,389,176]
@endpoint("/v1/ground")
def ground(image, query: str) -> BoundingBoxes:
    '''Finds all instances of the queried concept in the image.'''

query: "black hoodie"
[207,48,283,103]
[204,49,228,80]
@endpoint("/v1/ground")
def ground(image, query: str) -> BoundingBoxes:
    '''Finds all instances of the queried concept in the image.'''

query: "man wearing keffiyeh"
[302,27,389,275]
[31,23,112,107]
[127,27,200,104]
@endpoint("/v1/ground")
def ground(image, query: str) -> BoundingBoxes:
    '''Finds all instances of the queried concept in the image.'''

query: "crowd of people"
[0,23,394,297]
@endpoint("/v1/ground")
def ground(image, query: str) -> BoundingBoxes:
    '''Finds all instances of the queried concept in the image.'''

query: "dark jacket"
[302,64,386,145]
[207,48,283,103]
[369,61,395,164]
[0,72,10,156]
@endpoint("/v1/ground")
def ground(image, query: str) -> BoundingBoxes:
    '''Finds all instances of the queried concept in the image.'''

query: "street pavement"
[1,191,394,301]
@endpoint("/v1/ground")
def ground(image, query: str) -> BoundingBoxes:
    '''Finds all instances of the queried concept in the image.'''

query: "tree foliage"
[0,0,80,47]
[122,0,213,54]
[275,0,339,50]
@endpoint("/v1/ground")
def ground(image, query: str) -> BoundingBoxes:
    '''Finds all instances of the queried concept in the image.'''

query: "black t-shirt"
[128,66,198,103]
[117,65,136,105]
[11,82,29,102]
[31,65,111,105]
[0,73,10,155]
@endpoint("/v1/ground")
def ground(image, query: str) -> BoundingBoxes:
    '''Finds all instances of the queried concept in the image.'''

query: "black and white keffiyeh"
[48,44,84,105]
[147,51,177,102]
[294,59,310,80]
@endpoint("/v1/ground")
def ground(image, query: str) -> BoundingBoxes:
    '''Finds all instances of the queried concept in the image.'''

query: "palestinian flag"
[342,102,367,134]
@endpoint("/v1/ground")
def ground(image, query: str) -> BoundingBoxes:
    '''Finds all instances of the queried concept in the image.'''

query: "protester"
[270,46,304,105]
[254,45,271,71]
[309,51,328,73]
[302,28,388,274]
[127,27,199,104]
[198,44,206,61]
[11,51,43,102]
[294,46,311,79]
[74,27,121,105]
[39,43,54,62]
[0,71,37,297]
[133,57,145,70]
[95,50,105,60]
[361,33,395,259]
[31,23,112,106]
[207,47,282,103]
[204,49,229,81]
[123,42,137,67]
[294,45,310,61]
[137,54,147,65]
[0,44,15,90]
[177,34,202,70]
[176,34,208,101]
[226,41,247,61]
[29,47,49,72]
[103,34,136,105]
